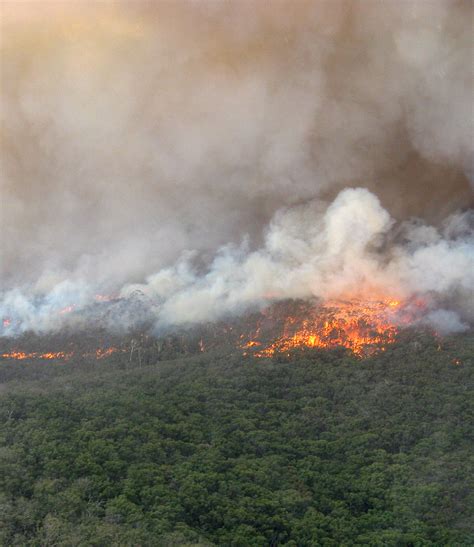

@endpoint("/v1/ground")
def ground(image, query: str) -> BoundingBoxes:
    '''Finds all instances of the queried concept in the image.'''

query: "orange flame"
[1,350,73,360]
[241,297,408,358]
[40,351,73,360]
[94,347,120,359]
[1,351,32,360]
[1,347,122,361]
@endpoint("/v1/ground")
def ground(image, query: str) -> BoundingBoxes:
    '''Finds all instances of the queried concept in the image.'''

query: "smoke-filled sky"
[1,0,473,334]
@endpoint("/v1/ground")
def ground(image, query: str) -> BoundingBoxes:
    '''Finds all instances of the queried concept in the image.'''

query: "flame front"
[1,347,122,361]
[94,347,120,359]
[0,297,422,362]
[1,350,73,360]
[242,298,406,357]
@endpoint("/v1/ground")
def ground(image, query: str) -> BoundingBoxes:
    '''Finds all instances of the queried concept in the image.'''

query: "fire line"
[240,298,409,358]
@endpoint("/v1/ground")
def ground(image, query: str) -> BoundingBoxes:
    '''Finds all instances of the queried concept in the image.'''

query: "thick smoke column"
[121,188,473,329]
[0,1,473,335]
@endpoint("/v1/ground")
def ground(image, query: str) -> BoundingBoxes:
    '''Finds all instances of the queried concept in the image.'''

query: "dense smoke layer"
[122,188,473,328]
[1,1,473,335]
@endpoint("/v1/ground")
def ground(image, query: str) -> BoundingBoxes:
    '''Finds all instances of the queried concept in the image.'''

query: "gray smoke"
[121,188,473,328]
[0,1,472,335]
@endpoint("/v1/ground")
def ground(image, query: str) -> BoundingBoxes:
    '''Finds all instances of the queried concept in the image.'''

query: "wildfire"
[1,350,73,360]
[94,347,120,359]
[241,297,408,358]
[0,296,448,363]
[1,347,123,361]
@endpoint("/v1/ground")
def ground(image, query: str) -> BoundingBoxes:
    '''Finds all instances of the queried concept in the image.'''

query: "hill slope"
[0,334,473,545]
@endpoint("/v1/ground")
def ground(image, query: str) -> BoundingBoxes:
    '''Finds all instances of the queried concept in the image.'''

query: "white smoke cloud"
[421,309,468,335]
[119,188,472,330]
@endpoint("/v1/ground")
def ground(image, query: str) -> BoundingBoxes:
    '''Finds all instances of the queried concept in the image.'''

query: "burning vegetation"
[0,295,458,364]
[240,298,419,358]
[0,347,123,362]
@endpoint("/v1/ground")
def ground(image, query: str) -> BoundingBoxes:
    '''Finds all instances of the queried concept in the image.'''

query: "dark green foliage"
[0,334,473,545]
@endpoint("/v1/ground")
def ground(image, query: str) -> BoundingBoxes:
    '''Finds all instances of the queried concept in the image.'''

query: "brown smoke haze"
[0,0,473,334]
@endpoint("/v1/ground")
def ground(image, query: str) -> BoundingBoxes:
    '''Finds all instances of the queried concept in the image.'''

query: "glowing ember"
[241,298,409,357]
[3,318,11,327]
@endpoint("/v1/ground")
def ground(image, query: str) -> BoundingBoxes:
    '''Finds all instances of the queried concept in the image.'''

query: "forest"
[0,331,473,546]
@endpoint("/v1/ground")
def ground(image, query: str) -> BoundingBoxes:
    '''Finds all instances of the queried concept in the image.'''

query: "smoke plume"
[1,1,473,335]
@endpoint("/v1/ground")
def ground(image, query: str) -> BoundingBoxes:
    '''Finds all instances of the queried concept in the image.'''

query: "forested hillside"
[1,333,473,546]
